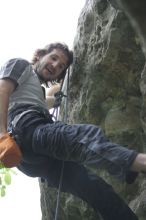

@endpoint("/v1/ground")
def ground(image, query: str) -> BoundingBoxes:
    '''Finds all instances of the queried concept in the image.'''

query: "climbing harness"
[52,68,70,220]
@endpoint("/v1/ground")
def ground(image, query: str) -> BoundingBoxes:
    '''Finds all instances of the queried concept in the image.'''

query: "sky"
[0,0,85,219]
[0,0,85,64]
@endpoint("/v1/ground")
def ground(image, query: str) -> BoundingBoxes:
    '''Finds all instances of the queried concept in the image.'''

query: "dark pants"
[18,159,138,220]
[32,122,138,182]
[8,109,138,220]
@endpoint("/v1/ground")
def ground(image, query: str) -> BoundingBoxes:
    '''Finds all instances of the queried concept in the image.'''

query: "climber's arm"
[0,79,15,136]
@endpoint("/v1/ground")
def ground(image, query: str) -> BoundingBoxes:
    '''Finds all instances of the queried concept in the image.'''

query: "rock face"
[115,0,146,57]
[40,0,146,219]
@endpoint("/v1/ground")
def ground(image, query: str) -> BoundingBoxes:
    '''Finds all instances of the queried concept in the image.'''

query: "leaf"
[4,173,11,185]
[0,163,5,169]
[0,187,6,197]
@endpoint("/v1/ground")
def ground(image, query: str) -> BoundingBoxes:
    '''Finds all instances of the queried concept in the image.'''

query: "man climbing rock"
[0,42,144,219]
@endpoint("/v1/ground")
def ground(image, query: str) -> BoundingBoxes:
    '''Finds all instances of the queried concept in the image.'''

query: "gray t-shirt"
[0,58,48,112]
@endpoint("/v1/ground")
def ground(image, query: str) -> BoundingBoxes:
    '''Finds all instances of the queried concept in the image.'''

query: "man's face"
[36,48,69,82]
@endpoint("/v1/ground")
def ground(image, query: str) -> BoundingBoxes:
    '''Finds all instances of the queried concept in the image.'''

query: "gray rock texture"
[40,0,146,219]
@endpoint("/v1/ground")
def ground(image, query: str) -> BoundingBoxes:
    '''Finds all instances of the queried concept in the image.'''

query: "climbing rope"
[52,68,70,220]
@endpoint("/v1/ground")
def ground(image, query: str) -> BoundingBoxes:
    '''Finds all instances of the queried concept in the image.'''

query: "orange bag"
[0,133,22,168]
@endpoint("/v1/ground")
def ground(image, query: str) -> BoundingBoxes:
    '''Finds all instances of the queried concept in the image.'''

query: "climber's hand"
[53,91,66,108]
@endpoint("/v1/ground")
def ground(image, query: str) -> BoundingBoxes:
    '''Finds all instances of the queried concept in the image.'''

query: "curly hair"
[32,42,73,82]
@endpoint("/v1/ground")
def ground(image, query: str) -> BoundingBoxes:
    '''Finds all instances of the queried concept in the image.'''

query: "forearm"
[0,91,9,133]
[46,96,55,109]
[46,84,61,109]
[0,79,15,135]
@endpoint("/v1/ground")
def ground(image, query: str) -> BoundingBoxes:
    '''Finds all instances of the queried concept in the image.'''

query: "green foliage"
[0,163,16,197]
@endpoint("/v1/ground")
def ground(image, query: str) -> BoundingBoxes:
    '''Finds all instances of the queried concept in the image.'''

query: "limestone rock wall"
[40,0,146,219]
